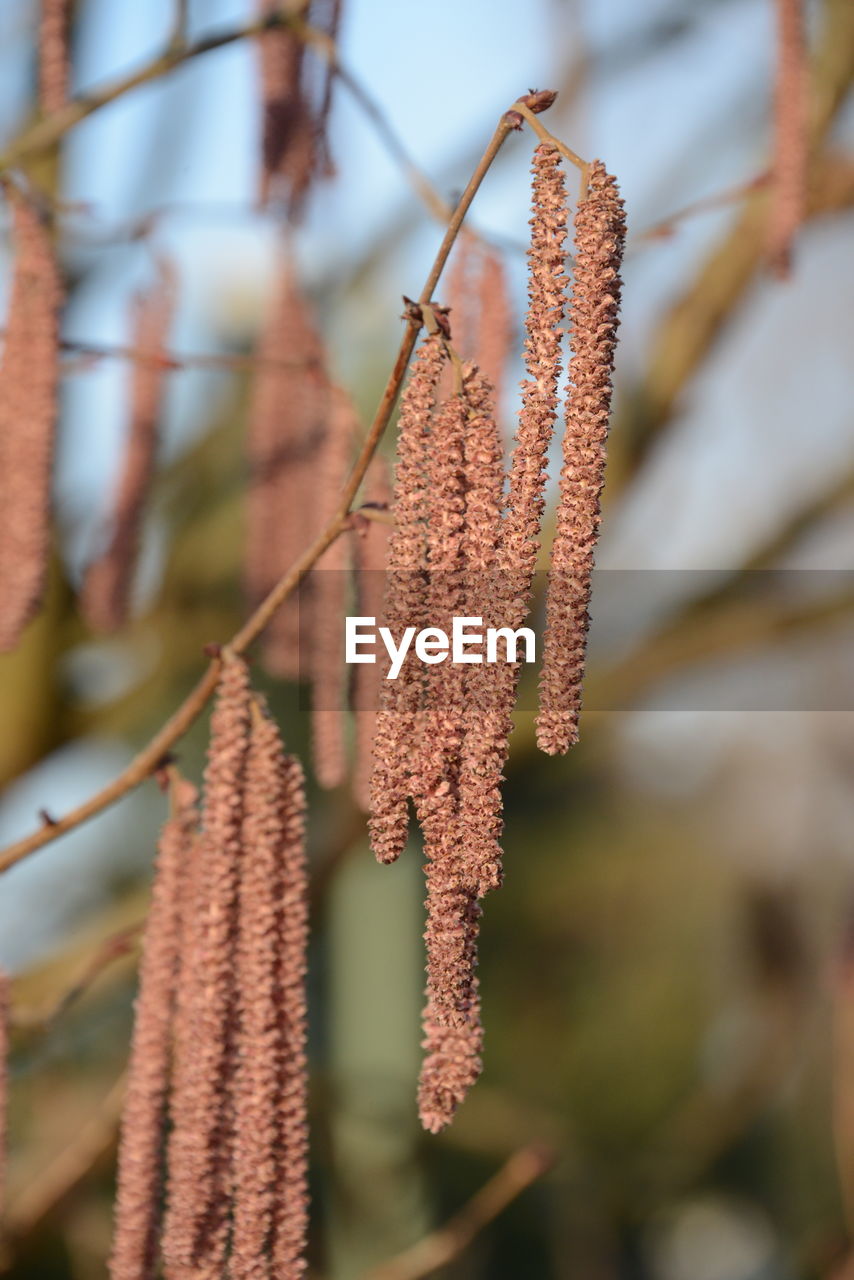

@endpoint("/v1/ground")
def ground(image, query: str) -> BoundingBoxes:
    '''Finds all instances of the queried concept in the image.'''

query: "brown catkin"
[536,161,626,756]
[473,249,513,410]
[81,261,176,633]
[414,388,484,1133]
[457,364,507,898]
[232,702,309,1280]
[245,259,328,680]
[351,454,392,811]
[310,386,355,790]
[0,193,62,652]
[368,334,446,865]
[109,777,198,1280]
[39,0,72,114]
[769,0,808,276]
[162,656,252,1275]
[0,968,9,1220]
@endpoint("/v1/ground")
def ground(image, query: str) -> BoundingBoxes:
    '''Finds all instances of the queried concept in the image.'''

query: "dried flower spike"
[537,161,626,755]
[163,656,252,1275]
[109,776,198,1280]
[769,0,808,276]
[245,258,328,680]
[0,192,62,652]
[39,0,72,114]
[232,700,309,1279]
[82,261,176,634]
[368,333,446,865]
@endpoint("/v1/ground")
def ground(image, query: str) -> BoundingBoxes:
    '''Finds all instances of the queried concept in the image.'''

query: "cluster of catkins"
[109,655,309,1280]
[369,146,626,1132]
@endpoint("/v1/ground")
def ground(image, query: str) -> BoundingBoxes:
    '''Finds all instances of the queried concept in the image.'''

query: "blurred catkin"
[82,261,176,633]
[232,701,309,1279]
[310,385,356,790]
[0,192,62,652]
[39,0,72,113]
[537,161,626,755]
[109,777,198,1280]
[474,249,513,408]
[163,656,252,1275]
[369,333,446,865]
[245,259,328,680]
[352,455,392,811]
[770,0,807,275]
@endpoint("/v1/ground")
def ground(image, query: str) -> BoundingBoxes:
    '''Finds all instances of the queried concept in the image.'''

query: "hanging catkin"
[109,776,198,1280]
[0,968,9,1222]
[769,0,807,276]
[0,192,62,652]
[536,161,626,755]
[39,0,72,114]
[352,454,392,811]
[456,364,507,899]
[368,333,446,865]
[310,385,355,790]
[245,259,328,680]
[473,249,513,410]
[413,387,484,1132]
[163,656,251,1275]
[82,261,176,634]
[232,700,309,1280]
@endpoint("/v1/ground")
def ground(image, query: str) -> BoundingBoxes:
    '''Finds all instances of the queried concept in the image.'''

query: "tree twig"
[0,93,549,878]
[361,1143,556,1280]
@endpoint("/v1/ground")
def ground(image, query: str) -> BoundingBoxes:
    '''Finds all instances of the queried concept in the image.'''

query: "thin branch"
[55,336,320,376]
[11,922,143,1031]
[361,1144,556,1280]
[0,94,546,878]
[4,1073,126,1240]
[0,12,316,172]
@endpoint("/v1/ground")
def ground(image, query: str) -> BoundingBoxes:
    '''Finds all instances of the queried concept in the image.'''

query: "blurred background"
[1,0,854,1275]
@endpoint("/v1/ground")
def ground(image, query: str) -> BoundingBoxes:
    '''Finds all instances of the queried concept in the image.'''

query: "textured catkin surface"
[232,705,309,1280]
[0,195,62,653]
[109,779,198,1280]
[537,161,626,756]
[369,333,446,866]
[163,658,252,1275]
[39,0,71,113]
[82,262,176,634]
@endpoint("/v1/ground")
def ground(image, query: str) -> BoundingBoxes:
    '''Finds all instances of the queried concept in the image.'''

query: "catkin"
[352,455,392,811]
[39,0,72,114]
[310,386,355,790]
[769,0,807,276]
[232,702,309,1279]
[368,334,446,865]
[473,249,513,409]
[82,261,176,634]
[163,656,252,1275]
[109,777,198,1280]
[245,259,328,680]
[0,192,62,652]
[536,161,626,755]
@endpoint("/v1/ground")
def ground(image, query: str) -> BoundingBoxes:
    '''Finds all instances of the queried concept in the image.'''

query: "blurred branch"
[361,1144,556,1280]
[4,1073,126,1241]
[56,337,320,376]
[12,922,143,1033]
[615,0,854,482]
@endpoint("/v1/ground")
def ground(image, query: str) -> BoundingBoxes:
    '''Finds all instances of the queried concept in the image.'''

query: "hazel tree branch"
[0,92,570,878]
